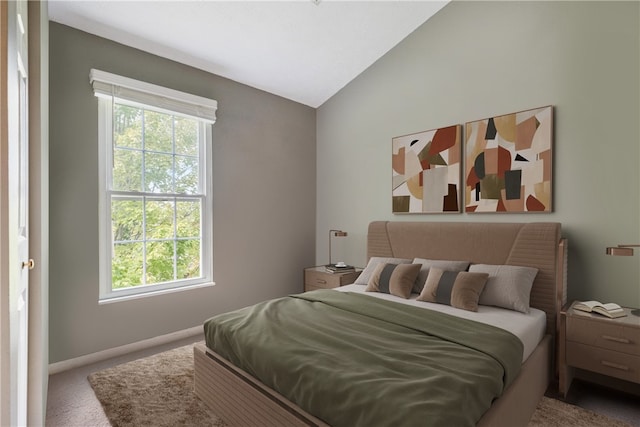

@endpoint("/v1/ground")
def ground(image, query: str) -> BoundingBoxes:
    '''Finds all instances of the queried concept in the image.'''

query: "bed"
[194,221,567,426]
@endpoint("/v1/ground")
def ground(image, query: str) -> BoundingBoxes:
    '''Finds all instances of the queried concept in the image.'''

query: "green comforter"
[204,290,523,427]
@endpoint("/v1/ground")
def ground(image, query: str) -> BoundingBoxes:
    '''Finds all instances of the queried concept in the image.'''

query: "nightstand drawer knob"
[602,335,630,344]
[316,279,327,284]
[601,360,629,371]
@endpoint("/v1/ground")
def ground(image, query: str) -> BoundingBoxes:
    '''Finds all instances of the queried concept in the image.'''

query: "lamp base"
[631,308,640,317]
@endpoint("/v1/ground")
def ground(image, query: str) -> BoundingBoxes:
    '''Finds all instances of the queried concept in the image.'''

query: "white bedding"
[336,283,546,362]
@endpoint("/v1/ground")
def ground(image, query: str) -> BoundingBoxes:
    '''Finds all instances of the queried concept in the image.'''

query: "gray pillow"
[354,257,412,285]
[469,264,539,313]
[412,258,470,294]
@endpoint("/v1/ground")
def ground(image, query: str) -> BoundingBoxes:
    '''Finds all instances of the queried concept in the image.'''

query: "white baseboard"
[48,325,203,375]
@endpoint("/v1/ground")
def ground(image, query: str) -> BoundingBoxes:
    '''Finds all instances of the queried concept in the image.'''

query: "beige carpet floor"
[88,343,632,427]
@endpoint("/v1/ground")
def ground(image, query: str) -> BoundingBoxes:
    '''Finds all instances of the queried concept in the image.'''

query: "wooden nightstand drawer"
[305,283,333,292]
[566,341,640,383]
[305,270,343,289]
[303,267,361,292]
[567,316,639,355]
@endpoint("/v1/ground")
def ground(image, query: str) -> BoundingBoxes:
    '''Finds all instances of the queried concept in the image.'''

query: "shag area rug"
[89,344,225,427]
[89,343,631,427]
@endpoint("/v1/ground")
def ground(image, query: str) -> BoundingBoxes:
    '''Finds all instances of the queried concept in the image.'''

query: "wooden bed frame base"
[194,343,329,427]
[194,336,551,427]
[194,222,567,426]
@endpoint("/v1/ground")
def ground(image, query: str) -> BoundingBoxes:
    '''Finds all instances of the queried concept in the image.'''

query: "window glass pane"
[114,104,142,149]
[146,241,175,284]
[112,198,143,242]
[113,148,142,191]
[175,117,198,156]
[144,110,173,153]
[177,239,200,280]
[175,155,199,194]
[145,152,174,193]
[145,199,175,240]
[176,200,200,238]
[112,242,144,289]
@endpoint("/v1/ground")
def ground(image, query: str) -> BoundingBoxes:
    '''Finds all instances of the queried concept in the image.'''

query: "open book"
[574,301,627,318]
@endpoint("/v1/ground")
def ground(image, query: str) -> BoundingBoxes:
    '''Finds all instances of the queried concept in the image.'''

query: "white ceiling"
[48,0,448,107]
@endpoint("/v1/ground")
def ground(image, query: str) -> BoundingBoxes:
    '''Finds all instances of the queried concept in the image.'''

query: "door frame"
[26,1,48,425]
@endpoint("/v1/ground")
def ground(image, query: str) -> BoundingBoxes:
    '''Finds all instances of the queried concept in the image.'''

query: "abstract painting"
[392,125,462,213]
[464,106,553,213]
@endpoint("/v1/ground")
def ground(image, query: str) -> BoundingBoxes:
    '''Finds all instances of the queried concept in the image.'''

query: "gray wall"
[49,23,316,363]
[316,1,640,307]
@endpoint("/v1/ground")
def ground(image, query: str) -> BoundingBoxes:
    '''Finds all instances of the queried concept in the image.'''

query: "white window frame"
[91,69,216,302]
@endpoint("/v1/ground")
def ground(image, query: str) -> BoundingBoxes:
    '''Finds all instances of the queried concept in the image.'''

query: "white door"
[1,1,30,425]
[15,1,30,425]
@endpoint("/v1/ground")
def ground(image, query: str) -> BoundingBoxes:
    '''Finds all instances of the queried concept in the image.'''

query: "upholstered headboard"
[367,221,568,336]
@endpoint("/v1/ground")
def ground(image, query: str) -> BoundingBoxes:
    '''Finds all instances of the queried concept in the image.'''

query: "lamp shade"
[606,244,640,256]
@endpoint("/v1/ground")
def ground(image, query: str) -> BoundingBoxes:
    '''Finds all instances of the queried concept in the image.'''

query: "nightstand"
[559,301,640,397]
[303,266,361,292]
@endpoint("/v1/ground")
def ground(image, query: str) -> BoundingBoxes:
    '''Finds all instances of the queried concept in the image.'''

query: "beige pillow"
[469,264,538,313]
[365,263,421,299]
[417,268,489,312]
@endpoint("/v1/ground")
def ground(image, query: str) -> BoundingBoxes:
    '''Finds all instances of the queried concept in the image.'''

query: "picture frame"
[464,106,553,213]
[392,125,462,214]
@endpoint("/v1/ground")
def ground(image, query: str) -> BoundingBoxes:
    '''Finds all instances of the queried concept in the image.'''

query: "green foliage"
[110,103,202,290]
[112,242,143,289]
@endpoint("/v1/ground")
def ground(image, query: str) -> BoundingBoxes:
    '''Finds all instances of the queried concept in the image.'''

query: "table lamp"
[328,229,347,267]
[605,244,640,316]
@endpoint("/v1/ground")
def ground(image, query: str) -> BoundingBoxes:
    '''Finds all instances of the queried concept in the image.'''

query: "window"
[91,69,217,302]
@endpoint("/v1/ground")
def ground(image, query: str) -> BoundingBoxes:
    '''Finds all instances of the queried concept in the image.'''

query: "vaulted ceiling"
[48,1,449,107]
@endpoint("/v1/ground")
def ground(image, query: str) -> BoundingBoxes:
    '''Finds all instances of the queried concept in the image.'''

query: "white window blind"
[90,69,217,123]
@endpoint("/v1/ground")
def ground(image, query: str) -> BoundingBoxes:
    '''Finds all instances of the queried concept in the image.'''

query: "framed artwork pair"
[392,105,553,214]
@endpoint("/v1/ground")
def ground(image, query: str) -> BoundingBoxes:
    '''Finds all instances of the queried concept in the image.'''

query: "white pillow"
[469,264,538,313]
[412,258,470,294]
[354,257,412,285]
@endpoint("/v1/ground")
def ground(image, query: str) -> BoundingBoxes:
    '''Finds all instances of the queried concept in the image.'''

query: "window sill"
[98,281,215,305]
